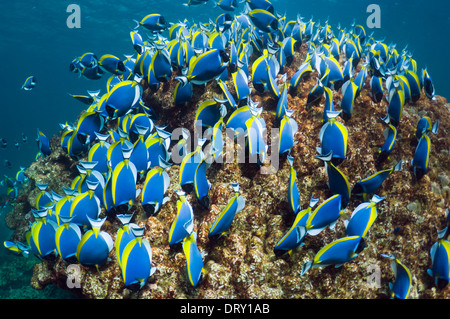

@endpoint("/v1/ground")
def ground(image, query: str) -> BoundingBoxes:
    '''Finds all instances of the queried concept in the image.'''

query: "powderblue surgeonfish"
[278,110,298,155]
[174,76,193,105]
[179,138,206,193]
[194,155,212,208]
[306,78,324,107]
[305,194,343,236]
[37,129,52,157]
[421,68,435,100]
[168,190,194,247]
[381,254,412,299]
[276,82,288,121]
[55,215,82,261]
[182,232,205,287]
[340,78,358,121]
[35,183,53,209]
[88,133,111,175]
[232,67,251,105]
[195,100,227,129]
[141,157,171,216]
[76,216,113,270]
[322,87,336,122]
[274,196,319,257]
[186,49,229,85]
[98,54,126,75]
[70,180,101,228]
[427,239,450,289]
[386,79,405,126]
[403,68,421,103]
[301,235,365,275]
[344,195,384,238]
[150,42,173,82]
[316,152,351,208]
[246,106,268,165]
[247,9,278,33]
[352,160,402,200]
[115,213,139,269]
[3,241,30,258]
[369,75,384,103]
[105,80,142,119]
[317,111,348,166]
[135,13,168,32]
[208,182,245,239]
[21,76,37,90]
[415,117,439,140]
[28,208,58,259]
[215,0,238,11]
[411,133,432,180]
[121,226,157,291]
[145,126,172,169]
[376,117,398,165]
[287,155,300,215]
[111,142,139,212]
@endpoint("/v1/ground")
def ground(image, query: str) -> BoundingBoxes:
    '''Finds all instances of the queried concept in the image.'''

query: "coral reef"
[5,43,450,299]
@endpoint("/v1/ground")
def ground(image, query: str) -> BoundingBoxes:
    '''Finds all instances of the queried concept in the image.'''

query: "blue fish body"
[174,76,193,105]
[340,79,358,121]
[169,191,194,247]
[301,236,364,275]
[274,197,319,257]
[105,80,142,119]
[141,166,170,216]
[194,156,211,208]
[55,216,82,260]
[345,195,384,238]
[209,183,245,238]
[306,194,343,236]
[37,129,52,157]
[182,232,204,287]
[115,214,138,269]
[29,210,58,258]
[22,76,37,90]
[381,254,412,299]
[352,161,402,199]
[121,226,156,291]
[247,9,278,33]
[427,239,450,289]
[76,217,113,269]
[317,111,347,165]
[187,49,229,85]
[411,134,431,179]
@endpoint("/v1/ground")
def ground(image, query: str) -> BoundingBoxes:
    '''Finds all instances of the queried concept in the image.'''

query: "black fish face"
[143,204,157,217]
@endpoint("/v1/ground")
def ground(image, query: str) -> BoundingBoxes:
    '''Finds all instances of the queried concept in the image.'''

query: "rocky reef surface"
[5,44,450,299]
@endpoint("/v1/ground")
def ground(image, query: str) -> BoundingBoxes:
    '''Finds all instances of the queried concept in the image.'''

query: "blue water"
[0,0,448,298]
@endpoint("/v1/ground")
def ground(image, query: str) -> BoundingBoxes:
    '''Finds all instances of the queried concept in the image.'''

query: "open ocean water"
[0,0,448,299]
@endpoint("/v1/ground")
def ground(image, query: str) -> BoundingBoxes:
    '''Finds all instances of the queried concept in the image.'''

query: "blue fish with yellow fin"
[345,195,384,238]
[316,151,351,208]
[274,196,319,257]
[301,236,365,275]
[21,76,37,90]
[169,190,194,247]
[317,111,347,166]
[55,215,82,261]
[381,254,412,299]
[182,231,205,287]
[278,110,298,155]
[209,182,245,239]
[194,155,212,209]
[121,226,157,291]
[427,239,450,289]
[4,241,30,257]
[287,155,301,215]
[180,138,206,193]
[306,194,343,236]
[29,208,58,259]
[76,216,113,270]
[141,157,171,216]
[115,213,138,269]
[70,180,101,228]
[352,160,402,200]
